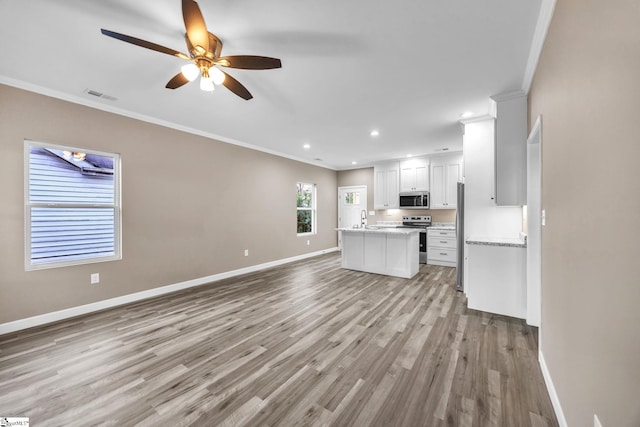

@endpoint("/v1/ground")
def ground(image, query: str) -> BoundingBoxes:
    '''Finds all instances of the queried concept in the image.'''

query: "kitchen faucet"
[360,209,367,228]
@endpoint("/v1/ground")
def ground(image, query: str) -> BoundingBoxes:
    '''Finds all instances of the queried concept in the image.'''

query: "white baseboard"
[539,349,568,427]
[0,248,339,335]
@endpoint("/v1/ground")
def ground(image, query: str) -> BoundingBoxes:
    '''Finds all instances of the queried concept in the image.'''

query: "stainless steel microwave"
[399,191,430,209]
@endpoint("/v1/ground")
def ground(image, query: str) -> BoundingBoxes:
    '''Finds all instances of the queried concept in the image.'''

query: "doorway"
[526,116,542,327]
[337,186,368,249]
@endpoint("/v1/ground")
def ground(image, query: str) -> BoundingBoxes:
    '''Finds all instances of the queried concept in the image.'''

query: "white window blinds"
[26,142,121,269]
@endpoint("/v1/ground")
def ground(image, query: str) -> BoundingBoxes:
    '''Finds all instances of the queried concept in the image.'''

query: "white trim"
[0,76,334,171]
[526,116,542,327]
[489,90,526,103]
[539,349,568,427]
[459,114,494,126]
[522,0,557,94]
[528,116,542,144]
[0,248,339,335]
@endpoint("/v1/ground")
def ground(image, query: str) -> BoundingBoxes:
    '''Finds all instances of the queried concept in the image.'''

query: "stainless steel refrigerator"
[455,182,464,292]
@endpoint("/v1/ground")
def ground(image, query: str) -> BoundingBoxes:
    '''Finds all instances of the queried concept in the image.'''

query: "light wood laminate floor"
[0,253,558,426]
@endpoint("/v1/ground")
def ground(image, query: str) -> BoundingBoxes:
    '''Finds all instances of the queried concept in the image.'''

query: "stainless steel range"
[399,215,432,264]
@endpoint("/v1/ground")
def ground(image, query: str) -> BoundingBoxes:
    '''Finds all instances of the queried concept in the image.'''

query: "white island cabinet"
[339,228,420,279]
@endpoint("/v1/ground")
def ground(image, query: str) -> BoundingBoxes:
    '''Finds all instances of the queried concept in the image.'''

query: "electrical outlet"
[368,211,375,216]
[244,249,249,257]
[307,240,310,246]
[90,273,100,284]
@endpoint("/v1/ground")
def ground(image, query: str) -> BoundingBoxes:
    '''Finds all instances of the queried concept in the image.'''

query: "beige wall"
[0,85,337,323]
[529,1,640,426]
[337,167,456,223]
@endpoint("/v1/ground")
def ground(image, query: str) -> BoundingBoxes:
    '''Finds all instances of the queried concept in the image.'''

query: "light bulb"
[200,76,215,92]
[181,63,199,81]
[209,67,226,85]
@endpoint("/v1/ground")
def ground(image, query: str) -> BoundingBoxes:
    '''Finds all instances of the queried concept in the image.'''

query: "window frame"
[24,140,122,271]
[296,182,317,236]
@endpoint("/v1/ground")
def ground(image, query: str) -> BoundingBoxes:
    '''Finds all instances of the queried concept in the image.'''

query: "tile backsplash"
[374,209,456,223]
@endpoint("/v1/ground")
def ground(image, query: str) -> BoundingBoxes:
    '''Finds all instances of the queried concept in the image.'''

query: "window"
[25,141,121,270]
[344,191,361,205]
[296,182,316,235]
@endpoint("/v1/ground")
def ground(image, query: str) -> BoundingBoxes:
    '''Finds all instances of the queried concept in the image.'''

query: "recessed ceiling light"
[303,144,311,149]
[370,130,379,137]
[351,161,357,165]
[406,154,413,158]
[460,111,474,119]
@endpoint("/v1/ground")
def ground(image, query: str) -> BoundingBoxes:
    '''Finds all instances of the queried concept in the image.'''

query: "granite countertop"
[428,222,455,230]
[337,227,421,235]
[374,221,402,228]
[466,236,527,248]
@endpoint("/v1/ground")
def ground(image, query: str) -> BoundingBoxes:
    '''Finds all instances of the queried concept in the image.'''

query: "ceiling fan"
[101,0,282,100]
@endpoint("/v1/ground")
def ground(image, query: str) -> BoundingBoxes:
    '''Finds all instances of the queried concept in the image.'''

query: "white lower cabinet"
[427,229,456,267]
[467,243,526,319]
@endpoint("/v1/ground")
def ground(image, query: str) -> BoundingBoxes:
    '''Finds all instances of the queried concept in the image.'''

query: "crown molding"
[459,114,494,125]
[522,0,557,94]
[490,90,527,102]
[0,76,336,171]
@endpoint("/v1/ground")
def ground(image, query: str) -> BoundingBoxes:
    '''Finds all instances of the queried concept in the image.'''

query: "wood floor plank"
[0,253,558,426]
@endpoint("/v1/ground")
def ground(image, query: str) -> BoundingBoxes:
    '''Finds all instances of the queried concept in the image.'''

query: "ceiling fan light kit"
[100,0,281,100]
[200,76,215,92]
[181,63,200,81]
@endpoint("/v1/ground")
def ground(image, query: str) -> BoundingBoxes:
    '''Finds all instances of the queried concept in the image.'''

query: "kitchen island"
[338,227,420,279]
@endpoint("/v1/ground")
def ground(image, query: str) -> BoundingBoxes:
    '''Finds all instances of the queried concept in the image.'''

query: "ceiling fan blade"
[221,71,253,100]
[182,0,209,53]
[101,29,190,60]
[220,55,282,70]
[165,72,190,89]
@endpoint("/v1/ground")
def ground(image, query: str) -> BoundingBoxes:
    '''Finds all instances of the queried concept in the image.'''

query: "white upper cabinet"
[374,162,399,209]
[430,153,463,209]
[491,92,527,206]
[399,157,429,192]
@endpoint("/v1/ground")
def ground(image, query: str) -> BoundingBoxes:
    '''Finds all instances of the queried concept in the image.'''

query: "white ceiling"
[0,0,542,170]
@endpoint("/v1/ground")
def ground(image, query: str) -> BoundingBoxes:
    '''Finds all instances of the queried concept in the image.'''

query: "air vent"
[84,89,118,101]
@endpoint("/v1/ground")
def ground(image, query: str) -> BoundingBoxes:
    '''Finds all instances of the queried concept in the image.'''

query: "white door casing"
[526,116,542,327]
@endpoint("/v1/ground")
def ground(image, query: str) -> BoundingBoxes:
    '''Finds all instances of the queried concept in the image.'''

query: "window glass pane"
[30,207,115,265]
[297,210,312,234]
[344,192,360,205]
[29,146,114,204]
[297,183,313,208]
